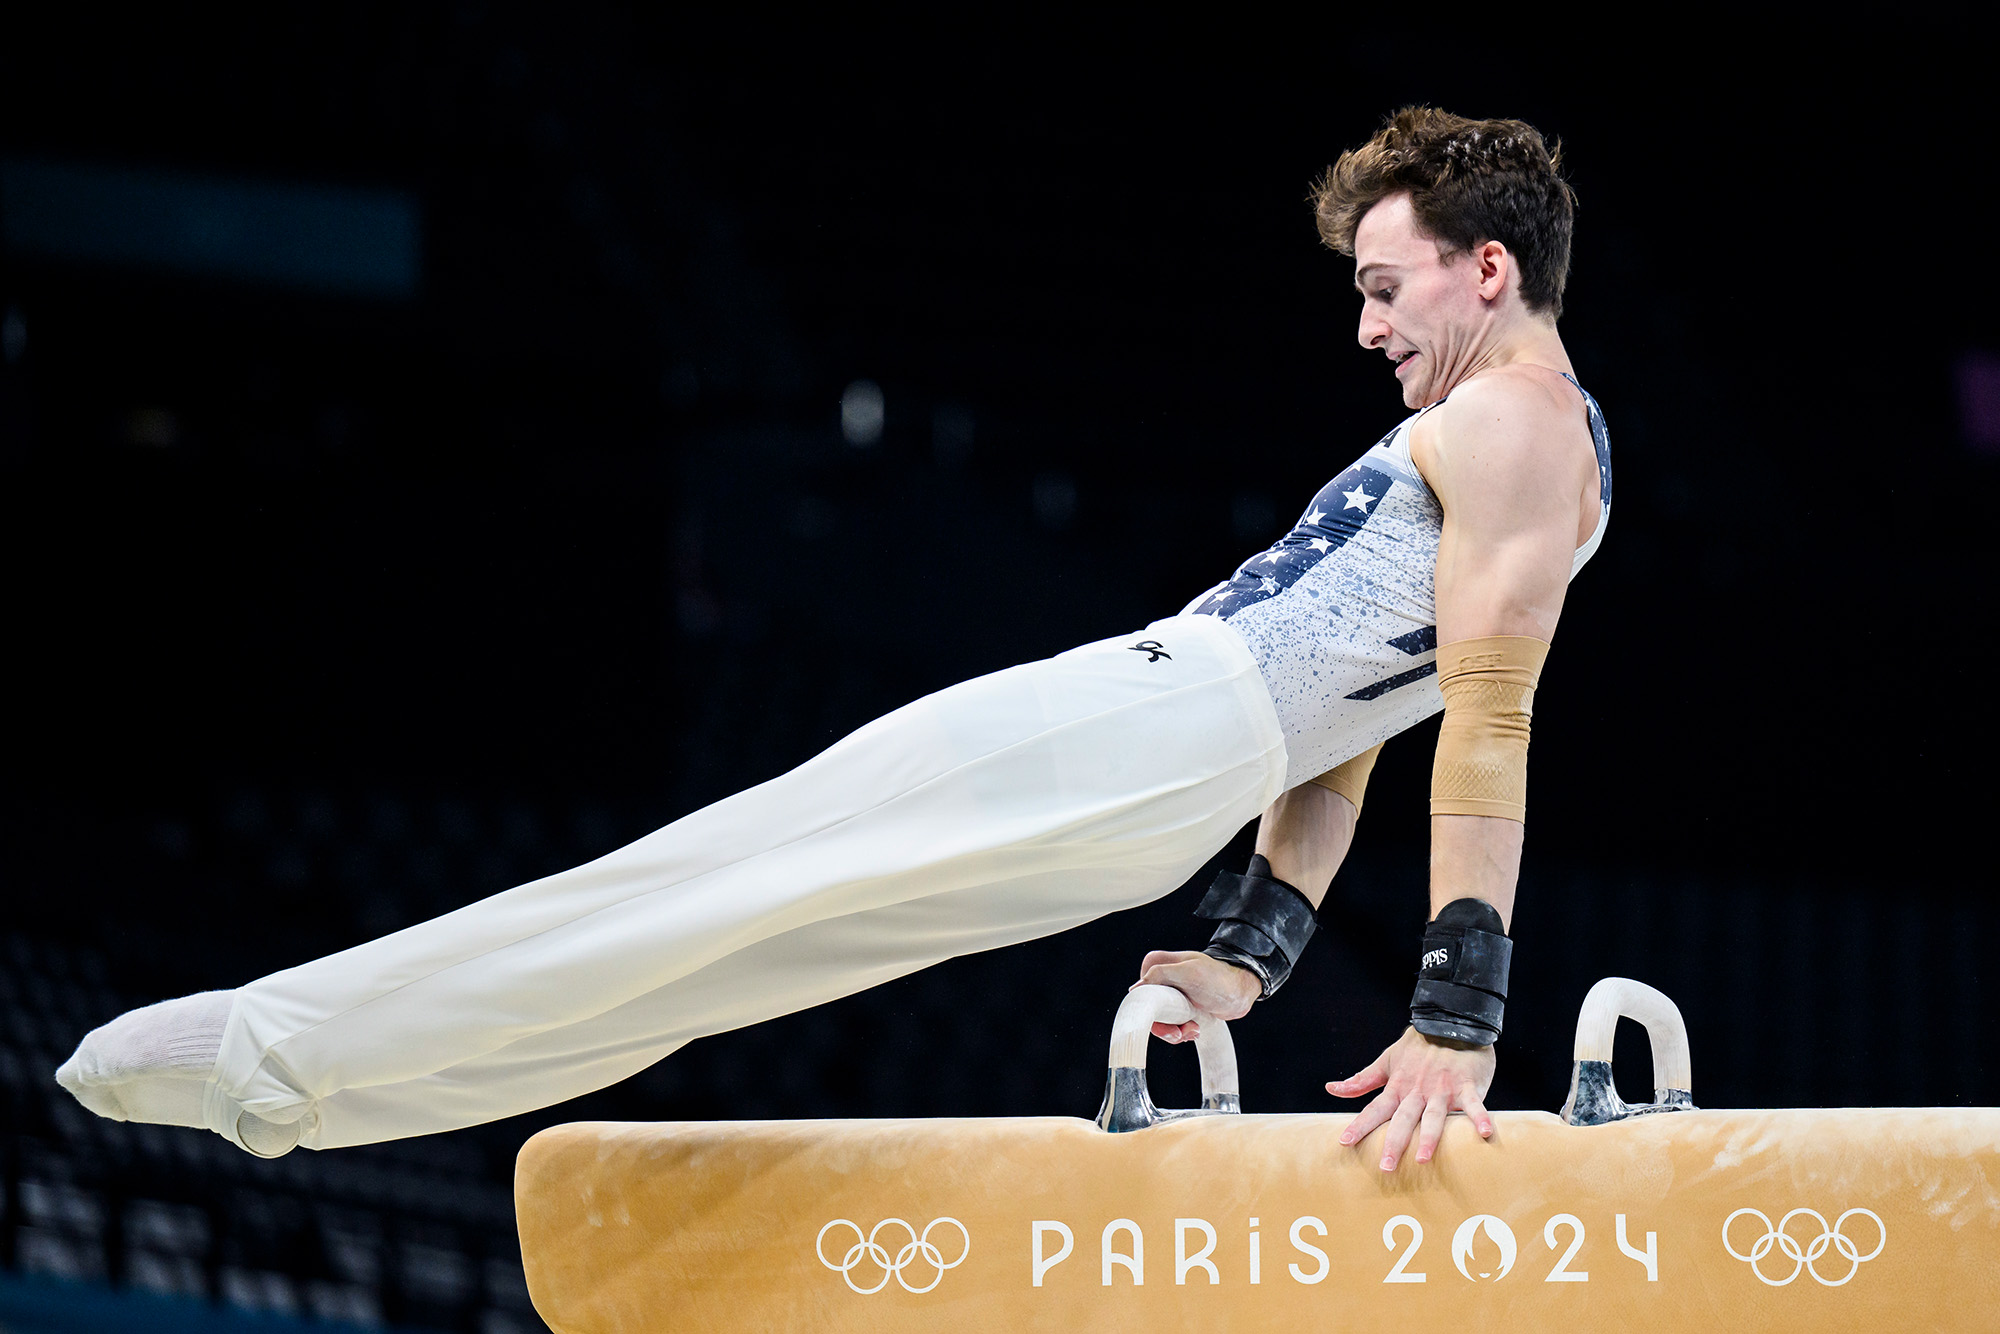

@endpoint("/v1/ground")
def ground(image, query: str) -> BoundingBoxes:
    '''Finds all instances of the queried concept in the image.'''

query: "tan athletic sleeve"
[1429,635,1550,822]
[1308,743,1382,813]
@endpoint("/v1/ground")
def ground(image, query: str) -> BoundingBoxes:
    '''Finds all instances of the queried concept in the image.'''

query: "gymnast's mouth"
[1393,351,1418,373]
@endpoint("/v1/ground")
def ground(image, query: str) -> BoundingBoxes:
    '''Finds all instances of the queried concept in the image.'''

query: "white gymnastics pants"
[202,613,1288,1150]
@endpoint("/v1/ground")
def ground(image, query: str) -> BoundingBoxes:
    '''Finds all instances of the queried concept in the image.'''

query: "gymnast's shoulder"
[1410,364,1593,494]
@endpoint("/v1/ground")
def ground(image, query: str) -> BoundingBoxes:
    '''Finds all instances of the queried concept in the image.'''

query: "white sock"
[57,990,306,1157]
[55,990,235,1129]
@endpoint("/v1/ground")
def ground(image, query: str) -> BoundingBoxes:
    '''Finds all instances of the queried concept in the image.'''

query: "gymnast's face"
[1352,192,1505,410]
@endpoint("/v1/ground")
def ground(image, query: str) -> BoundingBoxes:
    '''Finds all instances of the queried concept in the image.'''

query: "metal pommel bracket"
[1095,984,1242,1133]
[1558,976,1698,1126]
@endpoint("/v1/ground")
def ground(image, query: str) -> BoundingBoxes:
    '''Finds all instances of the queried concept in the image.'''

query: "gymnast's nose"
[1357,304,1392,352]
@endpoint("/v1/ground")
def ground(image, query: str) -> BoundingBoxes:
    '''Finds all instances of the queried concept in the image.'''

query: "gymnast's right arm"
[1129,748,1377,1040]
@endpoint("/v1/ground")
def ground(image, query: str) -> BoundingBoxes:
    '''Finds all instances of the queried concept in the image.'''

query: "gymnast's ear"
[1472,239,1513,303]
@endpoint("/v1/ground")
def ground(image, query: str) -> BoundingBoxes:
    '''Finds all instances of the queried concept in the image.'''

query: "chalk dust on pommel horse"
[513,978,2000,1331]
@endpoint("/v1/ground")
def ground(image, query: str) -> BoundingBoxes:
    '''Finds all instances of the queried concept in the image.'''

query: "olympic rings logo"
[815,1218,970,1294]
[1722,1208,1887,1287]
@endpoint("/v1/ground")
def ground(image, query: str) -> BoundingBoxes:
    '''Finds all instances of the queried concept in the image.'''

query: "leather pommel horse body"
[515,980,2000,1331]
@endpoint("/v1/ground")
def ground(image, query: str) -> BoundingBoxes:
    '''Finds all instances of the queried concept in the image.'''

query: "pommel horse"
[514,979,2000,1330]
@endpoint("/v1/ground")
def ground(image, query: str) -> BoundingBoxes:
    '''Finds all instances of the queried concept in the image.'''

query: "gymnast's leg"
[57,616,1284,1153]
[288,861,1211,1147]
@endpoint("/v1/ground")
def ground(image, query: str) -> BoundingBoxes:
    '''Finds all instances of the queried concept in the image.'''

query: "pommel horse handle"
[1095,984,1241,1133]
[1560,976,1698,1126]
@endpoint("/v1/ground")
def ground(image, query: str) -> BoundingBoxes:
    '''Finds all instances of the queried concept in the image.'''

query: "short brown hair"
[1313,107,1576,319]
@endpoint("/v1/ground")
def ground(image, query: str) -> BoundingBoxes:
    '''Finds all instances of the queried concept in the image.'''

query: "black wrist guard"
[1194,854,1317,1000]
[1409,898,1512,1046]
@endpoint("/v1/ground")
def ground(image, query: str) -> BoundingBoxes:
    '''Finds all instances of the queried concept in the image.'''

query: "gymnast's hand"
[1129,949,1262,1041]
[1327,1026,1497,1171]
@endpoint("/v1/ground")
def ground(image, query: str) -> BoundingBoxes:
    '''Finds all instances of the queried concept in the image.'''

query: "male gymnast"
[59,107,1608,1176]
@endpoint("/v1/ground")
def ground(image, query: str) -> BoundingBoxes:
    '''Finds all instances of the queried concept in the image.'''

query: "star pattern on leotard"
[1195,462,1398,617]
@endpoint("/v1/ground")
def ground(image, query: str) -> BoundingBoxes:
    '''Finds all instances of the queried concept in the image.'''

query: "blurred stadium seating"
[0,927,542,1333]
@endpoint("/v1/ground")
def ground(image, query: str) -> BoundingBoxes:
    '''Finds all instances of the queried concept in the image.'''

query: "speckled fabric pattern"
[1185,376,1610,790]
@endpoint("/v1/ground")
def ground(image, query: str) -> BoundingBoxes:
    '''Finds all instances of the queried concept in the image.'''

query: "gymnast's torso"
[1185,372,1612,789]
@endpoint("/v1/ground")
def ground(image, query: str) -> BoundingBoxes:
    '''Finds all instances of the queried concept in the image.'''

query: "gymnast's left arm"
[1130,777,1362,1041]
[1326,368,1595,1172]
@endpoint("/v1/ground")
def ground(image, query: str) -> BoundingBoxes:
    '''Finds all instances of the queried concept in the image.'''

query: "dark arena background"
[1,11,1993,1332]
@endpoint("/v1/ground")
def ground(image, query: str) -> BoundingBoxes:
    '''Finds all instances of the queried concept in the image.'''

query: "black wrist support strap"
[1195,854,1317,1000]
[1409,898,1512,1046]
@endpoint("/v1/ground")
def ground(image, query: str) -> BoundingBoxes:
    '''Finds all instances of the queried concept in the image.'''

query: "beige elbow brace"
[1308,742,1383,813]
[1430,635,1550,823]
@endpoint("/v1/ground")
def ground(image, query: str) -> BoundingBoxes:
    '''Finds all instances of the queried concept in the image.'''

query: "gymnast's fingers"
[1379,1091,1425,1171]
[1326,1053,1389,1101]
[1150,1020,1200,1043]
[1458,1084,1495,1138]
[1132,949,1202,984]
[1414,1093,1450,1164]
[1338,1087,1398,1147]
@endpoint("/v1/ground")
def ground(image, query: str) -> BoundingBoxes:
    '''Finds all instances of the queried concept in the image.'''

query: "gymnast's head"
[1314,107,1576,409]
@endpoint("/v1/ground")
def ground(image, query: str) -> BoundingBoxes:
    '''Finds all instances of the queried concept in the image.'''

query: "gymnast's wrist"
[1410,1024,1490,1053]
[1200,944,1272,997]
[1408,897,1512,1046]
[1193,854,1318,1001]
